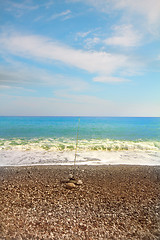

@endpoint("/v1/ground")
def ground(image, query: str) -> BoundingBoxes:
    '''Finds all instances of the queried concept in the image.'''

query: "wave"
[0,138,160,152]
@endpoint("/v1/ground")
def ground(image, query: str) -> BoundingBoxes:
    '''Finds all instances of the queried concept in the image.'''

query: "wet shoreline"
[0,149,160,166]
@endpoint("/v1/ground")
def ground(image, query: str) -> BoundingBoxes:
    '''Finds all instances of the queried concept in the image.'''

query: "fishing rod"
[73,118,80,177]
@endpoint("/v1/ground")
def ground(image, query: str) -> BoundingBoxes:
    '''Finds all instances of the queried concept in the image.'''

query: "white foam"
[0,149,160,166]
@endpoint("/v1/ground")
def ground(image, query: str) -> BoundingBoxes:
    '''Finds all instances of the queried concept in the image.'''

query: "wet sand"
[0,165,160,239]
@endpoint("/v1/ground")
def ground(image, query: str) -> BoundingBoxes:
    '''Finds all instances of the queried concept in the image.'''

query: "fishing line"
[73,118,80,175]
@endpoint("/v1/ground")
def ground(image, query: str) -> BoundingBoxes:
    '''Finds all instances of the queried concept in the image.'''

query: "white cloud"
[114,0,160,26]
[93,76,130,83]
[104,25,141,47]
[70,0,160,33]
[0,32,133,77]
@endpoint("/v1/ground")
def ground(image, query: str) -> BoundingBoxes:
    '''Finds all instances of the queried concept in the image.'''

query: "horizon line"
[0,115,160,118]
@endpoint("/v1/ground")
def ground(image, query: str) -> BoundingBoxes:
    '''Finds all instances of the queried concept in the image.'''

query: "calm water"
[0,117,160,151]
[0,116,160,140]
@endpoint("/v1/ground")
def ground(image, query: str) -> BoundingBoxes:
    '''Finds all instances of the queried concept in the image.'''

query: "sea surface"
[0,117,160,166]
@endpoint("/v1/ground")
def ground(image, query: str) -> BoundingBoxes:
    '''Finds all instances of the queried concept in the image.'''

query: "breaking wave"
[0,138,160,152]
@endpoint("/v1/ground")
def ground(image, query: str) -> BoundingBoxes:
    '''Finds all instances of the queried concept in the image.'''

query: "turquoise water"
[0,117,160,151]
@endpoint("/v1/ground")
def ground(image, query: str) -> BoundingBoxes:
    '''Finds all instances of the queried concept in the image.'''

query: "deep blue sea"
[0,117,160,151]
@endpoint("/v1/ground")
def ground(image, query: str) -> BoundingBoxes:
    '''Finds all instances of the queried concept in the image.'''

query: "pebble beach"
[0,165,160,239]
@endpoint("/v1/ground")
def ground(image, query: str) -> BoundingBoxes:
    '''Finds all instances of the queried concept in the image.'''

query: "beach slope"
[0,165,160,239]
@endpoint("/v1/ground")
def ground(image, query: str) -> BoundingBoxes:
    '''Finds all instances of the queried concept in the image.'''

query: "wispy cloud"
[0,32,135,80]
[3,0,39,17]
[1,92,159,116]
[0,85,35,92]
[2,0,55,18]
[44,0,54,9]
[0,85,11,89]
[76,31,91,38]
[75,28,102,49]
[0,93,115,116]
[48,10,72,21]
[0,63,88,92]
[93,76,130,83]
[7,1,39,11]
[84,37,100,49]
[54,90,113,106]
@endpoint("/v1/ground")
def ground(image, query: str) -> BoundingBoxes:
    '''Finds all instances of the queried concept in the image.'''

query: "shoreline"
[0,165,160,239]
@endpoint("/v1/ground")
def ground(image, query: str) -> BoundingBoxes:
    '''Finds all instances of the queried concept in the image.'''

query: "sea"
[0,116,160,166]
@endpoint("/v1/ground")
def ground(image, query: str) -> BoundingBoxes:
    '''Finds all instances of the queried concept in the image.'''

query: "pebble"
[0,165,160,240]
[76,180,83,185]
[65,182,76,189]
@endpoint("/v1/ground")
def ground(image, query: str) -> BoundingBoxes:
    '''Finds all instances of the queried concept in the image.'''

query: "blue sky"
[0,0,160,116]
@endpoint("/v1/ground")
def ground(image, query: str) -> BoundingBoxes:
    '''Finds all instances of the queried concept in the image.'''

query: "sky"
[0,0,160,116]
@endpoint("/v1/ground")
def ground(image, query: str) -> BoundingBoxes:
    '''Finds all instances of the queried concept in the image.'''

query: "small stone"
[69,179,77,184]
[65,182,76,189]
[69,174,74,179]
[76,180,83,185]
